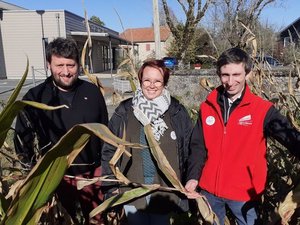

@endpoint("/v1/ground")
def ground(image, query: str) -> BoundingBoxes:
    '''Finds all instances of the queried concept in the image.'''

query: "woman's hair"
[216,47,252,76]
[138,59,170,86]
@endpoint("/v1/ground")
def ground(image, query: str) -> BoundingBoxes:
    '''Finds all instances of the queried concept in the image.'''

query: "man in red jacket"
[185,47,300,225]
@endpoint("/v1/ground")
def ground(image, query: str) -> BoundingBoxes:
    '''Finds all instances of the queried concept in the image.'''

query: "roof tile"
[120,26,171,42]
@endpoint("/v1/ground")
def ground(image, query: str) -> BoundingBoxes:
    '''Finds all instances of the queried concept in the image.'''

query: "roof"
[279,17,300,35]
[70,31,129,45]
[120,26,171,43]
[0,0,26,10]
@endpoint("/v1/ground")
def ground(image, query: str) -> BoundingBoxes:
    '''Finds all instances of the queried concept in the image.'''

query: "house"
[0,1,128,79]
[278,17,300,49]
[120,26,173,62]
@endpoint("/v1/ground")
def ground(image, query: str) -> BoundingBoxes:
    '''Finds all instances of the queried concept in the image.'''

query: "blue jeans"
[201,190,258,225]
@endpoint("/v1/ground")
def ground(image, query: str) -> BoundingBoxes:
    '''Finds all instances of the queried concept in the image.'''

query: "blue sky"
[3,0,300,33]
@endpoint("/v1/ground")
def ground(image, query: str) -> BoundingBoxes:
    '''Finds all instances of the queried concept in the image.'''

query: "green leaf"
[0,56,68,148]
[0,58,28,148]
[0,100,67,148]
[26,203,47,225]
[3,127,90,225]
[2,123,141,225]
[5,57,29,107]
[89,185,160,218]
[0,193,10,222]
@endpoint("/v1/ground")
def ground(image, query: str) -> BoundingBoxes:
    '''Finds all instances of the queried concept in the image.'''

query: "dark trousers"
[56,167,104,224]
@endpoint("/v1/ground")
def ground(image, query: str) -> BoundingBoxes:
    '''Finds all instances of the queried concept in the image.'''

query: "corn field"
[1,15,300,223]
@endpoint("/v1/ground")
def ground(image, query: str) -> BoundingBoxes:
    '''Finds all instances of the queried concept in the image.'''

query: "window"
[284,37,291,47]
[146,44,150,51]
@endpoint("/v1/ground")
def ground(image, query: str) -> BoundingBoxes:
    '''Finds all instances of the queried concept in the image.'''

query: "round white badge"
[206,116,215,126]
[170,131,177,140]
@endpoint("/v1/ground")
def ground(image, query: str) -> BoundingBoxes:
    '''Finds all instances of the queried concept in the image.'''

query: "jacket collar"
[45,75,82,91]
[207,83,251,107]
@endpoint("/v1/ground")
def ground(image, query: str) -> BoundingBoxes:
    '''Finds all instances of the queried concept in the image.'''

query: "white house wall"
[1,10,66,79]
[137,41,168,62]
[0,9,126,79]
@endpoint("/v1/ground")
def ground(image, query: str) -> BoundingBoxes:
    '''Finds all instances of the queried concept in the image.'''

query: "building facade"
[120,26,173,63]
[278,17,300,51]
[0,1,127,79]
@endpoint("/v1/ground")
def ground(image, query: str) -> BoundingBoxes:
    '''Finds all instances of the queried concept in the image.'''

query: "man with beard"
[14,37,108,224]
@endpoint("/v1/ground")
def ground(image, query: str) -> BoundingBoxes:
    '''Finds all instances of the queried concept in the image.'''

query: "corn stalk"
[88,124,219,224]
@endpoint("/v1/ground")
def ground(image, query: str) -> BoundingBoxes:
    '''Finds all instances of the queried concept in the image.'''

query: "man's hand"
[184,179,202,199]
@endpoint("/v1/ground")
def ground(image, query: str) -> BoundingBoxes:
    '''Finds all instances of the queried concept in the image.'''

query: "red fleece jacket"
[199,85,272,201]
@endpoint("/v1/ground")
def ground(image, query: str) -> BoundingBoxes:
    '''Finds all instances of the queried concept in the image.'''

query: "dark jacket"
[14,76,108,175]
[187,84,300,190]
[101,97,193,212]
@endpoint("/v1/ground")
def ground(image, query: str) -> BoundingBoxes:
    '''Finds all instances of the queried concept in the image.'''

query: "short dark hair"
[46,37,79,64]
[138,59,170,86]
[216,47,252,76]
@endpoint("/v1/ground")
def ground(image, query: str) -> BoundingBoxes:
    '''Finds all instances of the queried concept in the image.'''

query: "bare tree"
[159,3,178,26]
[212,0,278,50]
[161,0,214,63]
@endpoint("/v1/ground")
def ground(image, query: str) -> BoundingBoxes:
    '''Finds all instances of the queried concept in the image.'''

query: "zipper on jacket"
[215,95,233,194]
[214,100,245,196]
[215,123,226,196]
[206,97,229,196]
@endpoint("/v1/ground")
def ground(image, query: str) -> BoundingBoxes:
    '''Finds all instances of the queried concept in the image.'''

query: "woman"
[101,59,193,225]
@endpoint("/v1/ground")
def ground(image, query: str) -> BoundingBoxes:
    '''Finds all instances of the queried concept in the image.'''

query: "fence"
[31,67,48,86]
[113,77,132,94]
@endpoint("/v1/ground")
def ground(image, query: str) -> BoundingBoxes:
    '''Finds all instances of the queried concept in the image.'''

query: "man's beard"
[54,79,76,91]
[51,72,78,91]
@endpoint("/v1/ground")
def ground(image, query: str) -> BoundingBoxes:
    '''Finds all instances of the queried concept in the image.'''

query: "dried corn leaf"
[78,123,142,150]
[287,112,300,132]
[288,71,294,96]
[196,197,219,225]
[144,124,218,224]
[144,124,184,191]
[128,76,137,92]
[200,78,215,91]
[118,58,131,68]
[77,178,98,190]
[114,167,131,185]
[81,39,105,95]
[278,184,300,225]
[115,71,132,78]
[196,55,217,61]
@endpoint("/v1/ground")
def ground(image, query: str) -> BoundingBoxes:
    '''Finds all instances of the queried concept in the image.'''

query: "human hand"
[185,179,198,192]
[184,179,202,199]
